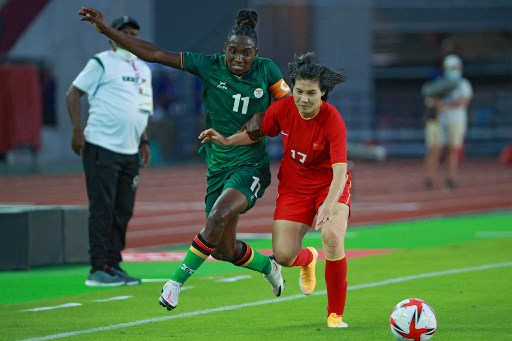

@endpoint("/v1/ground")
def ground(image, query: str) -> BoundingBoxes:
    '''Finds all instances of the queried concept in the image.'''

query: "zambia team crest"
[254,88,263,98]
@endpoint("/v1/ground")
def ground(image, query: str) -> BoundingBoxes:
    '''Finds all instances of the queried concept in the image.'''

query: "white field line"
[21,262,512,341]
[215,275,252,283]
[140,278,172,283]
[93,296,133,302]
[22,303,82,312]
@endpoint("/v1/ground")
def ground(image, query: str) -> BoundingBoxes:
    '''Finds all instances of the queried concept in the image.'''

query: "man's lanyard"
[128,60,153,115]
[129,60,143,89]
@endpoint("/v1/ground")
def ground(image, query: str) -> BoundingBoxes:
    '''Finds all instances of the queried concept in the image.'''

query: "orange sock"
[325,257,348,316]
[291,248,314,267]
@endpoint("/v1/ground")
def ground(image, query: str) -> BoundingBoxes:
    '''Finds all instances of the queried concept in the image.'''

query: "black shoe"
[424,179,433,190]
[445,179,457,189]
[110,267,142,286]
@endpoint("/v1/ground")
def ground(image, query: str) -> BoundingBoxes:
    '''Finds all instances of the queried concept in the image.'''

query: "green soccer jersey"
[182,52,286,172]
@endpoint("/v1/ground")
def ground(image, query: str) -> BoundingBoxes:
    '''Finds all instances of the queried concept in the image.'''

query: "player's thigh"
[274,185,317,225]
[205,166,271,213]
[223,166,271,213]
[273,187,316,264]
[425,120,442,148]
[272,219,310,265]
[447,122,466,148]
[204,170,228,216]
[205,168,257,215]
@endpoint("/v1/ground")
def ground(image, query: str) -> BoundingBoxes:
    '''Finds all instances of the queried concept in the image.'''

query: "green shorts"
[205,165,271,215]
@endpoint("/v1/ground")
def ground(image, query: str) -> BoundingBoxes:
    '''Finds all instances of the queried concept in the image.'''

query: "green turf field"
[1,211,511,340]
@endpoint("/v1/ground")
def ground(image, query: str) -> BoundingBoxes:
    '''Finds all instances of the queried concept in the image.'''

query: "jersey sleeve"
[72,57,103,95]
[265,59,291,100]
[261,101,282,137]
[180,52,213,78]
[327,109,348,166]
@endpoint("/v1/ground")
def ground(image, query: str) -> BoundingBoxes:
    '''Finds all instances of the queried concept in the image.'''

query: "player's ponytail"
[228,9,258,45]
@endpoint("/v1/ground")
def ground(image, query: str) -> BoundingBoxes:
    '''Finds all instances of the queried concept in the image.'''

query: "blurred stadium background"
[1,3,511,337]
[0,0,511,166]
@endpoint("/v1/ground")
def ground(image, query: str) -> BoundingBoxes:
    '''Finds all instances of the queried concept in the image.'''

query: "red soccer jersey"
[262,96,350,195]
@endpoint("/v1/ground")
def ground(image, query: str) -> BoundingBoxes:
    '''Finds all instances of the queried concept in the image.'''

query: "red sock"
[325,257,348,316]
[291,248,313,267]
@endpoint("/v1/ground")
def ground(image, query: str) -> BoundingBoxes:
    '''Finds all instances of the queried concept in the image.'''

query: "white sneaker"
[263,257,284,297]
[159,280,182,311]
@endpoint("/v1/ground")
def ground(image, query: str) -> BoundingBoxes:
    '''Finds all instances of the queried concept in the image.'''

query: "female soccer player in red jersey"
[200,52,351,328]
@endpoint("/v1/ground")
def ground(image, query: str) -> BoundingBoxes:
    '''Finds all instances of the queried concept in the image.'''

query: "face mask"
[445,70,462,81]
[115,47,136,61]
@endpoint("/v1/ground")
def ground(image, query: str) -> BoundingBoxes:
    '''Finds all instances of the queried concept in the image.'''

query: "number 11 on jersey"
[232,94,249,114]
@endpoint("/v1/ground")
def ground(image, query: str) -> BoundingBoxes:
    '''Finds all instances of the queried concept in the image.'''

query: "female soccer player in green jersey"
[79,7,291,311]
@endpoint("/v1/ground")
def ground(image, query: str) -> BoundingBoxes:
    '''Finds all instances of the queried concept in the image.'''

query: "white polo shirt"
[438,78,473,126]
[72,50,152,154]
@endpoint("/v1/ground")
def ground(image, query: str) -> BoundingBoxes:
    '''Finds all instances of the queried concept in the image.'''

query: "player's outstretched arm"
[78,7,180,68]
[240,112,265,141]
[199,129,258,146]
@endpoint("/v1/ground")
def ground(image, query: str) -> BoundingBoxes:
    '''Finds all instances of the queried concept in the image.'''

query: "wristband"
[139,139,149,147]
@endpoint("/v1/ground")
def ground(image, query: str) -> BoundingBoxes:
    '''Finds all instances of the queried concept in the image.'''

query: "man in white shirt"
[424,54,473,190]
[66,16,153,286]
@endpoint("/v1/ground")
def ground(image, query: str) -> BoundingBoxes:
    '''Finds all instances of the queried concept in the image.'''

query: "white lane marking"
[22,288,194,313]
[23,303,82,312]
[215,275,252,283]
[94,296,132,302]
[21,262,512,341]
[141,278,172,283]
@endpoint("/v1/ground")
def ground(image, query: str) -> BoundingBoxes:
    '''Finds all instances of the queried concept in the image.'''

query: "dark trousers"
[82,143,140,271]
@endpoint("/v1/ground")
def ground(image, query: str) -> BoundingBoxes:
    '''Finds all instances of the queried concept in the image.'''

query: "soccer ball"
[389,298,437,341]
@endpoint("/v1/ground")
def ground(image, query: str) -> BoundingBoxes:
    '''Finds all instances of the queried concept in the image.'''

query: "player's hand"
[198,128,229,146]
[78,7,109,33]
[315,203,334,230]
[71,129,86,156]
[139,144,151,168]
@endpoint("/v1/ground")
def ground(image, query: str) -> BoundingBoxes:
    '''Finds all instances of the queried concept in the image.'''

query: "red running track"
[1,158,511,249]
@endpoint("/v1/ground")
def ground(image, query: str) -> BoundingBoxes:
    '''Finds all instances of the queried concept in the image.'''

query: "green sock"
[171,234,215,284]
[233,241,272,275]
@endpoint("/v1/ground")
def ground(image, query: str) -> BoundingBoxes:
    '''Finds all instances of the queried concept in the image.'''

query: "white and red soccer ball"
[389,298,437,341]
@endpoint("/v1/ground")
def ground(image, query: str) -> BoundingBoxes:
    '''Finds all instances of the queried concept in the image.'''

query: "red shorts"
[274,178,352,226]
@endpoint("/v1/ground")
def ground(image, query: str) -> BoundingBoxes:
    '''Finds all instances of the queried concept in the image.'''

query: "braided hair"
[228,9,258,45]
[288,52,346,101]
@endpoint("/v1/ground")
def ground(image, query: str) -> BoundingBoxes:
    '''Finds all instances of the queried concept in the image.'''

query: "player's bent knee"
[322,229,342,249]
